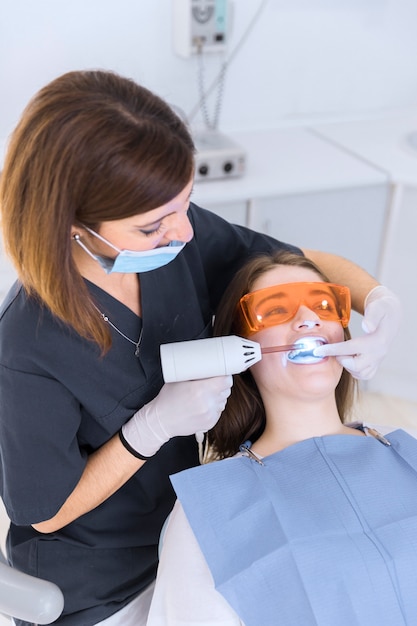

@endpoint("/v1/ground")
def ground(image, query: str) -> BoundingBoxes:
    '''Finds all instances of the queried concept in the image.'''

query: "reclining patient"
[147,250,417,626]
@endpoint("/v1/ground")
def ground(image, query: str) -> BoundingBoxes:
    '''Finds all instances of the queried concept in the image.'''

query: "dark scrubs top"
[0,204,301,625]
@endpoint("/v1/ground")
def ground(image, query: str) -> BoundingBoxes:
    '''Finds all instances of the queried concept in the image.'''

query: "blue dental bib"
[171,430,417,626]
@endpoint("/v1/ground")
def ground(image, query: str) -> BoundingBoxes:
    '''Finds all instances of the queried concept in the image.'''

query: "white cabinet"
[193,127,389,341]
[198,199,248,227]
[364,186,417,402]
[313,110,417,403]
[247,185,388,279]
[193,129,388,280]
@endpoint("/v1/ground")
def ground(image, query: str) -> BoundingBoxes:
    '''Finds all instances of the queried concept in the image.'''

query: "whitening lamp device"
[160,336,262,383]
[160,336,327,383]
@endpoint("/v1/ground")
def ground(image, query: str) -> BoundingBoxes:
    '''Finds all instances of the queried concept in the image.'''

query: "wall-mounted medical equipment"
[193,130,246,181]
[173,0,229,57]
[172,1,270,182]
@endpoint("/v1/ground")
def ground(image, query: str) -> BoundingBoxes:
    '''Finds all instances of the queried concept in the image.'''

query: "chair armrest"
[0,560,64,624]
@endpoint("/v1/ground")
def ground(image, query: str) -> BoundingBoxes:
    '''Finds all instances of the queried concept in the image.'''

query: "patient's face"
[248,265,345,400]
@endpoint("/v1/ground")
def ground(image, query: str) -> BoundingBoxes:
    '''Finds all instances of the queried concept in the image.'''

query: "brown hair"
[0,70,195,351]
[208,250,356,459]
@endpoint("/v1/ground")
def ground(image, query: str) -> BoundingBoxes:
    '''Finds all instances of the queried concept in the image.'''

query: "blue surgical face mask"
[74,226,186,274]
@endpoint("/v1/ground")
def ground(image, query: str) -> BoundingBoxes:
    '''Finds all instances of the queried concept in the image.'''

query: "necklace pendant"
[95,304,143,356]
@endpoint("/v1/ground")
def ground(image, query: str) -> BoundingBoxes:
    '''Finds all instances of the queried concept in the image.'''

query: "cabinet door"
[367,186,417,402]
[248,184,389,340]
[193,200,248,227]
[248,185,388,275]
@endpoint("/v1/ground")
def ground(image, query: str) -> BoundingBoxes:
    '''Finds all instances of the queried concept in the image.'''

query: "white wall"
[1,0,417,402]
[1,0,417,159]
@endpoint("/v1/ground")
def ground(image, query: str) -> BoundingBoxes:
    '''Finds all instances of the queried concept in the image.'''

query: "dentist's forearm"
[302,249,379,314]
[32,434,144,533]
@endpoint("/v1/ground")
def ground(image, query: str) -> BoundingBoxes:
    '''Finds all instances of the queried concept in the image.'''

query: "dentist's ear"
[71,225,85,239]
[71,224,89,237]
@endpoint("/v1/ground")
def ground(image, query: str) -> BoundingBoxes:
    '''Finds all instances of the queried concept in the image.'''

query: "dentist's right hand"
[120,376,233,459]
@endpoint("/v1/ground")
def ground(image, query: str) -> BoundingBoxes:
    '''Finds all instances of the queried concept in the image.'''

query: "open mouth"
[287,336,327,364]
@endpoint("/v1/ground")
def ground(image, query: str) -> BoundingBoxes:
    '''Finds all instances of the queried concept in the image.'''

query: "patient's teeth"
[287,337,326,364]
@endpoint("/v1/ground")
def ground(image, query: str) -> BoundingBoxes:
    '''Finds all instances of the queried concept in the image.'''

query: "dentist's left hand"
[121,376,233,458]
[313,286,402,380]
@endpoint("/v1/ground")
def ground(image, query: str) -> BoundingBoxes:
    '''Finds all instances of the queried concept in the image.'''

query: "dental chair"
[0,549,64,625]
[0,500,64,625]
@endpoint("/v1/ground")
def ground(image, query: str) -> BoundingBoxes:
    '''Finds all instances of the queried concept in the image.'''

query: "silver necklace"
[98,310,143,357]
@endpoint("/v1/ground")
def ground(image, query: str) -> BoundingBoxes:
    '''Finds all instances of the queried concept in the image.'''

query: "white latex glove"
[121,375,233,458]
[313,286,402,380]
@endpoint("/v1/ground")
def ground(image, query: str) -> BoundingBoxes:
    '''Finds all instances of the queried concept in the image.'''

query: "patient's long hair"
[207,250,356,460]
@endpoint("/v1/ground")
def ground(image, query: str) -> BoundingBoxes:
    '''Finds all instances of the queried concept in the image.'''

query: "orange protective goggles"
[237,282,351,335]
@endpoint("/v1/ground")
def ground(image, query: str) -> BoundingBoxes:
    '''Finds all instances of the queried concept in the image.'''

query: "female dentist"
[0,69,400,625]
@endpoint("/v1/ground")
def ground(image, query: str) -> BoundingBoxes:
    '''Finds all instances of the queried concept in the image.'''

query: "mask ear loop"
[73,233,102,262]
[82,226,122,253]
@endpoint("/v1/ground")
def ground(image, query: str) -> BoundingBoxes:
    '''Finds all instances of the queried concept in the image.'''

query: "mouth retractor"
[287,337,327,364]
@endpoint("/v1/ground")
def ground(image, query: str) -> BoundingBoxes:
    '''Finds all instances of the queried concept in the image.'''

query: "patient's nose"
[293,305,322,329]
